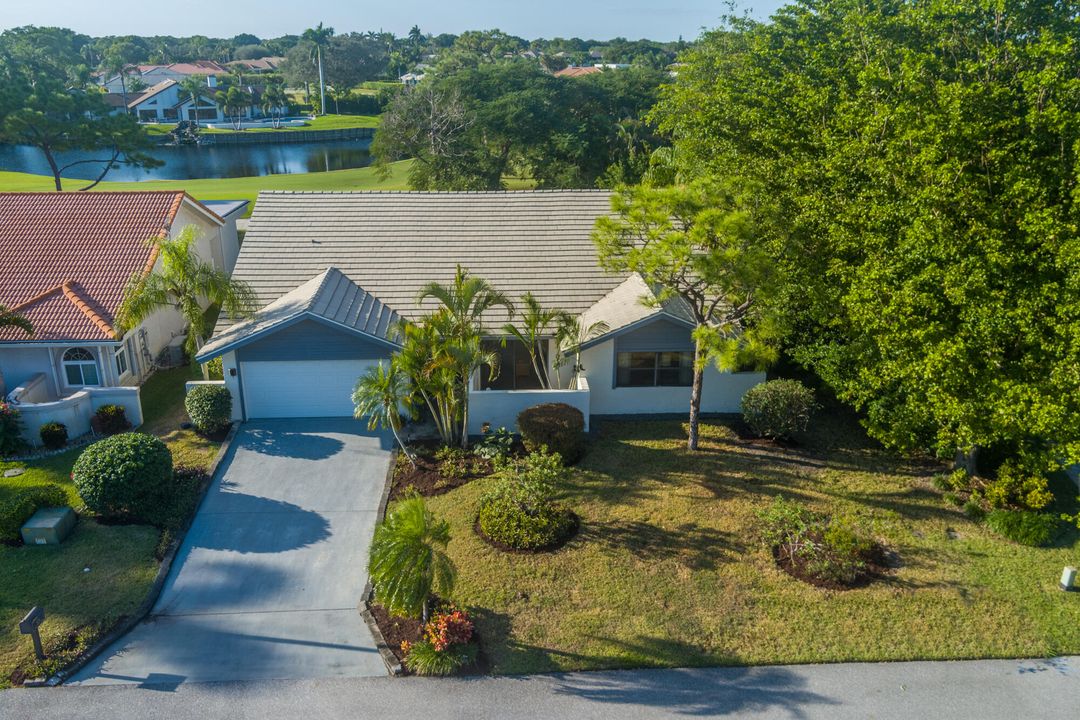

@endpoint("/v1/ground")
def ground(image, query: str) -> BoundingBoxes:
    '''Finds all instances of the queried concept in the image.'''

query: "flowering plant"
[423,608,474,652]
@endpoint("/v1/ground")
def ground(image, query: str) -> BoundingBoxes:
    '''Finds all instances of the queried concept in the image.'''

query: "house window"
[616,351,693,387]
[480,340,546,390]
[63,347,101,386]
[115,345,129,377]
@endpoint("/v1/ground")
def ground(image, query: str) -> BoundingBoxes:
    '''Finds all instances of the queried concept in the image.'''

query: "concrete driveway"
[70,419,393,687]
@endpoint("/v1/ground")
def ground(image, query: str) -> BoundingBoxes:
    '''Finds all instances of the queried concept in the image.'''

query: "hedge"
[0,484,68,542]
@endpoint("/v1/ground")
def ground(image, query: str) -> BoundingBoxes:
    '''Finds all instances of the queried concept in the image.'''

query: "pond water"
[0,139,373,181]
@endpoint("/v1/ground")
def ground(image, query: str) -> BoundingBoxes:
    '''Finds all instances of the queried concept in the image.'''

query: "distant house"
[0,192,244,445]
[399,72,426,87]
[227,57,286,74]
[122,78,286,124]
[554,66,603,78]
[100,61,229,94]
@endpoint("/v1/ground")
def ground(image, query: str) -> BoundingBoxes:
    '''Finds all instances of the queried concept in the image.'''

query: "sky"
[1,1,788,41]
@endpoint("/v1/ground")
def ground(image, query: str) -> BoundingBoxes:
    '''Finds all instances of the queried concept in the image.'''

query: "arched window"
[63,347,100,386]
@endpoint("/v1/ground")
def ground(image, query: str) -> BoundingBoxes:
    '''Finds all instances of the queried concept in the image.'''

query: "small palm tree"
[502,292,567,389]
[116,225,257,371]
[179,75,208,126]
[0,305,33,336]
[553,316,610,388]
[416,265,514,338]
[260,81,288,128]
[368,495,455,621]
[352,358,415,465]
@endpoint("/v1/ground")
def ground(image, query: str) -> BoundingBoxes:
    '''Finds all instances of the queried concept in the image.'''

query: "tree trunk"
[687,337,704,451]
[317,47,327,116]
[954,446,979,476]
[42,146,63,191]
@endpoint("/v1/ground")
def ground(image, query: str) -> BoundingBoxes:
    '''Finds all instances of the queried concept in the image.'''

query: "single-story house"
[99,61,229,95]
[0,191,241,446]
[227,57,286,74]
[195,191,765,431]
[121,79,288,125]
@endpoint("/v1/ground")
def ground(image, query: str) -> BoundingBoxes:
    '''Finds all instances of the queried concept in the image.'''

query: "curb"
[44,423,242,687]
[360,448,404,676]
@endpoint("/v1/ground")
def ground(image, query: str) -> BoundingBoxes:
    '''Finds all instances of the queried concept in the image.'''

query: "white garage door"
[241,359,382,419]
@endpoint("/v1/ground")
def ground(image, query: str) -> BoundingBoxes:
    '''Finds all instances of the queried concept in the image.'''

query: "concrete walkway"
[69,419,393,686]
[3,656,1076,719]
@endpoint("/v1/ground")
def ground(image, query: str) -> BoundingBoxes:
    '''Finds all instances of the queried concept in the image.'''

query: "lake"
[0,139,373,181]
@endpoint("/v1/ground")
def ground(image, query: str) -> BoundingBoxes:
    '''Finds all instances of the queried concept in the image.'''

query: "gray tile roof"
[216,190,630,335]
[199,266,401,360]
[579,274,695,340]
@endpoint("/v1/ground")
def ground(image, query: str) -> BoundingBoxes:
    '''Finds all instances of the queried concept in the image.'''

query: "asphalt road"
[3,656,1076,719]
[69,419,393,685]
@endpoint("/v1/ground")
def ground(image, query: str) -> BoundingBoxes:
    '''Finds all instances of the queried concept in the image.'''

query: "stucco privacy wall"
[14,385,142,446]
[579,338,765,415]
[468,379,590,435]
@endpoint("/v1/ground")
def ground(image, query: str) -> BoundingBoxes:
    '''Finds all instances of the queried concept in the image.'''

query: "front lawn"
[426,415,1080,673]
[0,365,223,687]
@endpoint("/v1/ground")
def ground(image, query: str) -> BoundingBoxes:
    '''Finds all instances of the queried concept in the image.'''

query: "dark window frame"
[615,350,694,388]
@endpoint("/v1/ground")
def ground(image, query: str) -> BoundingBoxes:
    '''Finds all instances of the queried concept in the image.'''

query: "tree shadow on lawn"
[579,520,745,571]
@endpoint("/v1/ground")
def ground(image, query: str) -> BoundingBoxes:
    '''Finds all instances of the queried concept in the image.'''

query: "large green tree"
[0,26,159,191]
[593,180,779,450]
[654,0,1080,469]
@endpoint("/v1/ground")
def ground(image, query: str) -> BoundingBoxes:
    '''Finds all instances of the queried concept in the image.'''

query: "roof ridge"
[10,282,68,312]
[257,189,612,196]
[61,282,116,339]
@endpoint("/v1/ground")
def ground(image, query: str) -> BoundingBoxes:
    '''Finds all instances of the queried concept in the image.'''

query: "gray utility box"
[21,507,77,546]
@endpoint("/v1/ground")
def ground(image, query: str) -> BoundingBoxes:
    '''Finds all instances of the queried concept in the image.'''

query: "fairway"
[0,161,413,213]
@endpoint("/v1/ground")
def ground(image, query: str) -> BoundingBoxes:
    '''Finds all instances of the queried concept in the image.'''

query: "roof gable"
[578,274,695,350]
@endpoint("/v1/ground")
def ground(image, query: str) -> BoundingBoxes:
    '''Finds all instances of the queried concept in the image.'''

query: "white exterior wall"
[13,385,142,446]
[468,378,590,435]
[220,351,244,421]
[0,346,53,396]
[578,338,765,415]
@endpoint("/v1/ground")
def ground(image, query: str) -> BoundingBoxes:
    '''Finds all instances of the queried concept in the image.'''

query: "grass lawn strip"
[0,365,223,687]
[144,114,381,135]
[424,415,1080,673]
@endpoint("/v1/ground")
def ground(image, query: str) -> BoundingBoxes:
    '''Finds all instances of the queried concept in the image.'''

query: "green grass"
[0,160,413,213]
[0,366,225,686]
[143,114,380,135]
[425,414,1080,674]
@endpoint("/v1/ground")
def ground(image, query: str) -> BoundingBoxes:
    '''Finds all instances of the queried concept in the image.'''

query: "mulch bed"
[388,440,527,502]
[368,602,488,676]
[772,541,894,591]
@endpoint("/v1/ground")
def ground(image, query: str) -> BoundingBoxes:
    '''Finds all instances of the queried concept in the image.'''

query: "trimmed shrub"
[517,403,585,464]
[72,433,174,524]
[0,484,68,542]
[984,460,1053,511]
[185,384,232,435]
[986,509,1058,547]
[477,449,575,551]
[740,379,816,440]
[38,422,68,450]
[0,402,28,456]
[94,404,131,435]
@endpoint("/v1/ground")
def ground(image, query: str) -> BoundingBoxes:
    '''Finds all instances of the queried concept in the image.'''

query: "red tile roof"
[0,191,187,342]
[554,66,603,78]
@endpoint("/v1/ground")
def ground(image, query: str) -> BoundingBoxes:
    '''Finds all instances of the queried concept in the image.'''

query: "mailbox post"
[19,606,45,660]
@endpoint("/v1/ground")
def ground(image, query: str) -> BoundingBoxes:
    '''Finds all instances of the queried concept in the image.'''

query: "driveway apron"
[69,418,392,686]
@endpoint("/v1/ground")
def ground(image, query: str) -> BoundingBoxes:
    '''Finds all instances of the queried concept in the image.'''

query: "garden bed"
[367,602,486,676]
[389,438,527,502]
[772,538,893,591]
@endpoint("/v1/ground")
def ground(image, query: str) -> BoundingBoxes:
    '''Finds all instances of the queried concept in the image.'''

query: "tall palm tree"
[368,495,455,621]
[302,23,334,116]
[352,358,415,464]
[501,292,567,389]
[0,305,33,336]
[416,266,512,447]
[116,225,257,372]
[179,75,207,126]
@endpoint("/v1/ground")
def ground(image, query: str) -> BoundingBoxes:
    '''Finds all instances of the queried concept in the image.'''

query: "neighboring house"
[227,57,285,73]
[399,72,426,86]
[122,79,286,124]
[0,192,242,445]
[99,61,229,94]
[196,191,765,429]
[554,66,603,78]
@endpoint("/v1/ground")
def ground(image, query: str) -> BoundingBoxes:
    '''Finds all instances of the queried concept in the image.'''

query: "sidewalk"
[1,656,1076,720]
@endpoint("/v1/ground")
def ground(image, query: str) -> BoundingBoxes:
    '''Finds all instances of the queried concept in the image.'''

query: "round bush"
[516,403,585,464]
[94,404,131,435]
[38,422,68,450]
[185,384,233,434]
[478,495,575,551]
[72,433,174,524]
[740,379,816,440]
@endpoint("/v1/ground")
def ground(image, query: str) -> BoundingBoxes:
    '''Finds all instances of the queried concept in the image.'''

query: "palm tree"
[260,81,288,128]
[215,85,251,130]
[394,318,459,447]
[501,292,567,389]
[368,495,455,621]
[101,53,130,114]
[352,358,415,465]
[0,305,33,336]
[553,316,610,389]
[416,266,512,447]
[116,225,257,373]
[179,75,207,126]
[302,23,334,116]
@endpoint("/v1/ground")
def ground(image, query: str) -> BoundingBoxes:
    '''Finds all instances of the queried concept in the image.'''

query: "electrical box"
[21,507,77,546]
